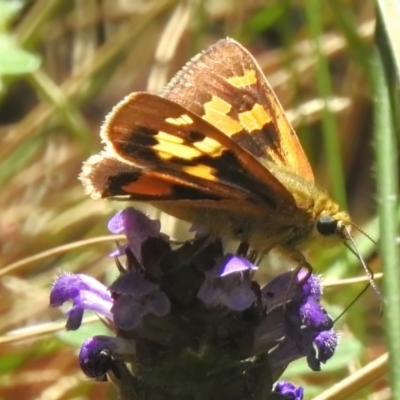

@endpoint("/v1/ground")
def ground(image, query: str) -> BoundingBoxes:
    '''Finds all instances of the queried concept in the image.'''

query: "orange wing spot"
[123,177,173,196]
[153,141,202,159]
[193,137,225,156]
[238,103,272,132]
[226,70,257,88]
[157,151,173,160]
[182,165,217,181]
[165,114,194,126]
[203,96,242,136]
[155,131,185,144]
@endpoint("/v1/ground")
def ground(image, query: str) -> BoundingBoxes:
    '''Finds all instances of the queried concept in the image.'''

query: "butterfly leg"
[282,249,314,310]
[236,241,250,256]
[294,258,313,286]
[176,234,223,269]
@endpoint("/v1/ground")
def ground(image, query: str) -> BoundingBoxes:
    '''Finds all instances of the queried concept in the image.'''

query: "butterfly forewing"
[162,38,314,182]
[92,92,293,210]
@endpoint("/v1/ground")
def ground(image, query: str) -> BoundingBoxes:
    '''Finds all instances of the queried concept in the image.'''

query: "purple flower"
[79,336,136,381]
[297,269,323,301]
[49,268,170,333]
[50,273,113,330]
[197,254,257,311]
[307,328,340,371]
[107,207,162,261]
[110,269,170,331]
[274,381,304,400]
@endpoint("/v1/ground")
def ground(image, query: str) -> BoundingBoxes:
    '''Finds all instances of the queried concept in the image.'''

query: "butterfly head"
[313,211,352,246]
[315,211,381,300]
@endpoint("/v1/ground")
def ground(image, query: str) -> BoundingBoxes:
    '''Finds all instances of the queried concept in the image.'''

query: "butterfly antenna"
[351,222,377,245]
[333,283,370,323]
[342,225,382,301]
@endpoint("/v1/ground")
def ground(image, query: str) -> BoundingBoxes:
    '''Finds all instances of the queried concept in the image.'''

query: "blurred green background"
[0,0,397,399]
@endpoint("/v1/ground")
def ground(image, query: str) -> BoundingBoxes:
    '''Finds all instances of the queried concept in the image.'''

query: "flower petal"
[217,255,257,277]
[261,271,302,310]
[109,270,158,297]
[108,208,161,261]
[112,296,148,331]
[274,381,304,400]
[145,291,171,317]
[220,280,257,311]
[79,335,136,381]
[197,279,219,307]
[308,329,340,368]
[198,255,257,311]
[299,298,333,330]
[50,273,111,307]
[50,274,113,330]
[66,290,113,330]
[296,270,322,301]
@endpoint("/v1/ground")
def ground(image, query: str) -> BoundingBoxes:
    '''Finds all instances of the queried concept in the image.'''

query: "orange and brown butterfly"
[80,38,376,288]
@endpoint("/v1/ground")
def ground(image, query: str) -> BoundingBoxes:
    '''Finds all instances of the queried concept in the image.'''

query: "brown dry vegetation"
[0,1,392,399]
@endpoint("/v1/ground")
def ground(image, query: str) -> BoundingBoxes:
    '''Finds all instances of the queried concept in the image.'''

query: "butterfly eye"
[316,215,338,236]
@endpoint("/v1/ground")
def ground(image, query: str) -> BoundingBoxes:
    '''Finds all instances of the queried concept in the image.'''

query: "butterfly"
[80,38,377,291]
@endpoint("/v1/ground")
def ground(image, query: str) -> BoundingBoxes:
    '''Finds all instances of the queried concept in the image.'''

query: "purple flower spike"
[107,208,162,261]
[274,381,304,400]
[79,335,136,381]
[50,273,113,330]
[198,255,257,311]
[50,204,341,398]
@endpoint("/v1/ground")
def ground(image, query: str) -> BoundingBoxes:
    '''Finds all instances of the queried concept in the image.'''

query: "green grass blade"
[373,28,400,400]
[304,0,347,209]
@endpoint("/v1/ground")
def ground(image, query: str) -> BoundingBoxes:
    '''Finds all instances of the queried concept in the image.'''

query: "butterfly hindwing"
[161,38,314,182]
